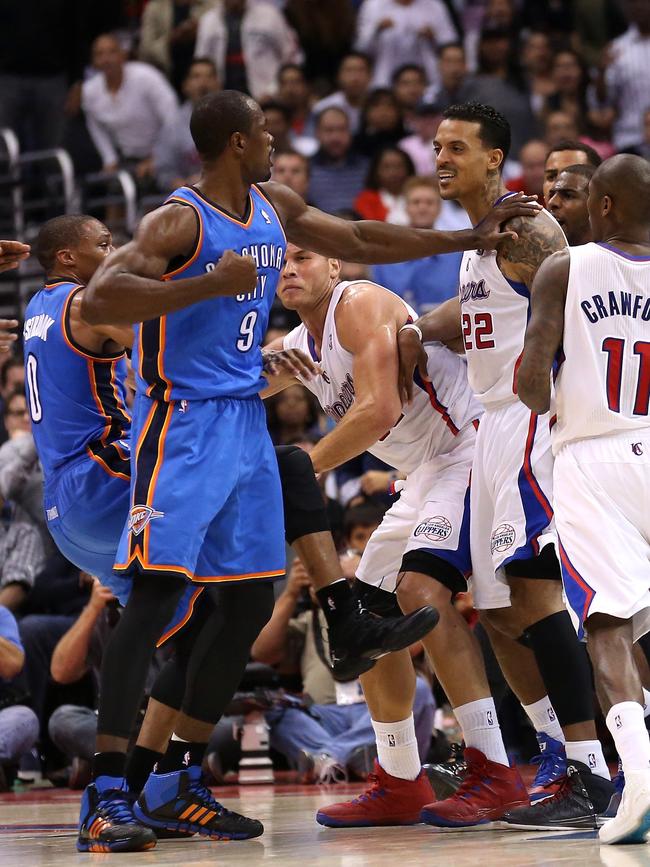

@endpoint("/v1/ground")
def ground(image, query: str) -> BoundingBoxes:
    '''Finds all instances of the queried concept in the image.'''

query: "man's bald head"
[588,154,650,241]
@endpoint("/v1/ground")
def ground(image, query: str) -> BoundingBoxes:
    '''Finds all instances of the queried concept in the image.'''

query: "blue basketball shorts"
[114,393,286,586]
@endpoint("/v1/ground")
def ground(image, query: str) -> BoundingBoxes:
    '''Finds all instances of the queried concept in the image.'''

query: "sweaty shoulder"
[258,181,306,224]
[135,200,199,262]
[496,209,567,287]
[335,281,405,346]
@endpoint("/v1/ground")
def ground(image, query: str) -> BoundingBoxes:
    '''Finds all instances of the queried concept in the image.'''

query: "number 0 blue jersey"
[24,281,130,479]
[133,184,286,401]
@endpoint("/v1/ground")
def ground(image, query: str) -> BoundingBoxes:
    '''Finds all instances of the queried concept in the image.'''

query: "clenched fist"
[208,249,258,296]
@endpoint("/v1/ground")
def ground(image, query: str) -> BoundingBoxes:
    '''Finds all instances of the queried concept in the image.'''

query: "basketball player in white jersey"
[517,153,650,845]
[263,243,530,827]
[398,102,614,828]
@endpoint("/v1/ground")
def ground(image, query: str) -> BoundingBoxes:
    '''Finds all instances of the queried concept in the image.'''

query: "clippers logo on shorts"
[491,523,516,554]
[128,505,164,536]
[414,516,452,542]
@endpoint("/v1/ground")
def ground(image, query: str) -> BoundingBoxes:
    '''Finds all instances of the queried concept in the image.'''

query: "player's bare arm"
[258,339,319,398]
[497,210,568,288]
[68,292,134,355]
[309,283,404,474]
[81,204,257,326]
[261,182,540,264]
[517,250,570,414]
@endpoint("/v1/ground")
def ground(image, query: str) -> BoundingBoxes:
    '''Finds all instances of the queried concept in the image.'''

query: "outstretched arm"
[81,204,258,326]
[517,250,570,414]
[261,182,540,264]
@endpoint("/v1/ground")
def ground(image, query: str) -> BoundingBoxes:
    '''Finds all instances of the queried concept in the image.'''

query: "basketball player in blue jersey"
[74,90,539,851]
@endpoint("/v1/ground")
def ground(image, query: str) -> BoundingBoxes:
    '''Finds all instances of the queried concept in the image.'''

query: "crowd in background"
[0,0,646,789]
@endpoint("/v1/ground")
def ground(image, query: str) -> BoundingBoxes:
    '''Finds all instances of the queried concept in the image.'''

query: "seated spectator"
[0,605,39,790]
[262,101,317,158]
[544,110,579,148]
[308,108,369,214]
[311,52,373,136]
[520,30,555,117]
[342,502,390,553]
[82,34,179,183]
[271,149,310,199]
[354,146,415,224]
[266,385,323,446]
[195,0,303,100]
[506,139,547,197]
[398,102,442,176]
[426,42,474,109]
[354,88,407,158]
[277,63,314,137]
[139,0,214,91]
[355,0,457,89]
[154,57,220,192]
[392,63,428,129]
[370,176,463,312]
[544,49,589,129]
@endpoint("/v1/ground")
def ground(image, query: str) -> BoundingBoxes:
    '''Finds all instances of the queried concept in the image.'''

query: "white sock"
[454,698,509,767]
[606,702,650,774]
[565,739,610,780]
[642,688,650,718]
[372,715,421,781]
[522,695,565,744]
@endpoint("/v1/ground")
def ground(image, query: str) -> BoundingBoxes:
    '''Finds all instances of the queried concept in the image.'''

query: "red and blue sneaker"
[134,764,263,840]
[420,748,529,830]
[528,733,567,803]
[77,776,157,853]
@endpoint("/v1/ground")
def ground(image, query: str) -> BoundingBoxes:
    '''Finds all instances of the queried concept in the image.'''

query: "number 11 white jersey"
[552,241,650,453]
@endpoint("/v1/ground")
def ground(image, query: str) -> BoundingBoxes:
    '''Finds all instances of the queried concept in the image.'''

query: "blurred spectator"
[546,164,595,246]
[271,149,310,198]
[343,501,389,551]
[392,64,428,128]
[475,26,521,87]
[353,146,415,224]
[545,50,589,129]
[542,139,602,203]
[277,64,314,136]
[354,88,407,157]
[506,139,546,196]
[139,0,214,91]
[311,52,373,135]
[544,110,579,148]
[355,0,457,89]
[266,385,323,445]
[427,42,474,109]
[398,102,441,175]
[332,451,397,508]
[195,0,302,100]
[464,0,519,70]
[370,176,462,311]
[154,57,220,191]
[82,34,178,181]
[284,0,355,83]
[0,605,39,790]
[574,0,627,68]
[520,30,555,116]
[1,357,25,406]
[597,0,650,151]
[262,101,317,157]
[308,108,369,213]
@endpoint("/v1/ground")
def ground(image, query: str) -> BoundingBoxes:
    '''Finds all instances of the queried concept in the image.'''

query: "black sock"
[93,751,127,781]
[156,739,207,774]
[124,746,163,792]
[315,579,356,629]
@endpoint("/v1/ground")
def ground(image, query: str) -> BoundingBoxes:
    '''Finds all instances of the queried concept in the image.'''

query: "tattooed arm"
[497,210,567,288]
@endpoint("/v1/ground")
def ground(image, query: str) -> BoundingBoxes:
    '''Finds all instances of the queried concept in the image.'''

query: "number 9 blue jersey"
[132,184,286,401]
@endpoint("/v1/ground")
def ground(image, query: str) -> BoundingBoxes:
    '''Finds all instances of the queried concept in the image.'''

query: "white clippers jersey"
[552,242,650,453]
[282,281,482,474]
[460,207,566,410]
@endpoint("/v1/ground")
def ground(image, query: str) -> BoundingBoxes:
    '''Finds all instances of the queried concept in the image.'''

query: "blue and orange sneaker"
[77,776,156,853]
[134,764,263,840]
[528,733,567,803]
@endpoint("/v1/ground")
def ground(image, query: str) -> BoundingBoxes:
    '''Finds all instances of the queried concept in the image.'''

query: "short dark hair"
[34,214,98,273]
[559,163,597,181]
[0,357,23,391]
[443,101,511,162]
[261,100,291,123]
[188,57,218,76]
[391,63,426,84]
[340,51,373,71]
[278,63,305,81]
[4,385,25,418]
[365,146,415,190]
[315,105,349,128]
[343,502,387,540]
[272,147,310,175]
[546,139,602,167]
[438,40,465,58]
[190,90,257,160]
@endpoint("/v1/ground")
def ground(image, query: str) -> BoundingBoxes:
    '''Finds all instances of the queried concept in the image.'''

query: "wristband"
[398,322,423,342]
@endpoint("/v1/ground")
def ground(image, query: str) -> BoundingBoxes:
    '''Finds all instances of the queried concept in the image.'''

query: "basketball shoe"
[316,761,434,827]
[329,605,440,681]
[528,733,567,803]
[424,742,467,800]
[502,761,615,831]
[134,764,263,840]
[599,769,650,845]
[77,776,156,853]
[420,748,529,829]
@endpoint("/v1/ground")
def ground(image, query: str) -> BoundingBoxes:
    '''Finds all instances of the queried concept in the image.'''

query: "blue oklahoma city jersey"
[23,281,130,479]
[134,184,286,400]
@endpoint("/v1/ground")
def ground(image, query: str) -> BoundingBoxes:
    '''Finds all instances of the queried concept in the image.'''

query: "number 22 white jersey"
[552,242,650,453]
[282,281,482,474]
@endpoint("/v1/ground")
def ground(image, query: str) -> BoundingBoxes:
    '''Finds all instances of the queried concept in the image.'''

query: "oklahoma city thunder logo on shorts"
[128,505,164,536]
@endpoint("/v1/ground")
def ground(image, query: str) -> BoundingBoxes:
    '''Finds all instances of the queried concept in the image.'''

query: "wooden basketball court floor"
[2,780,650,867]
